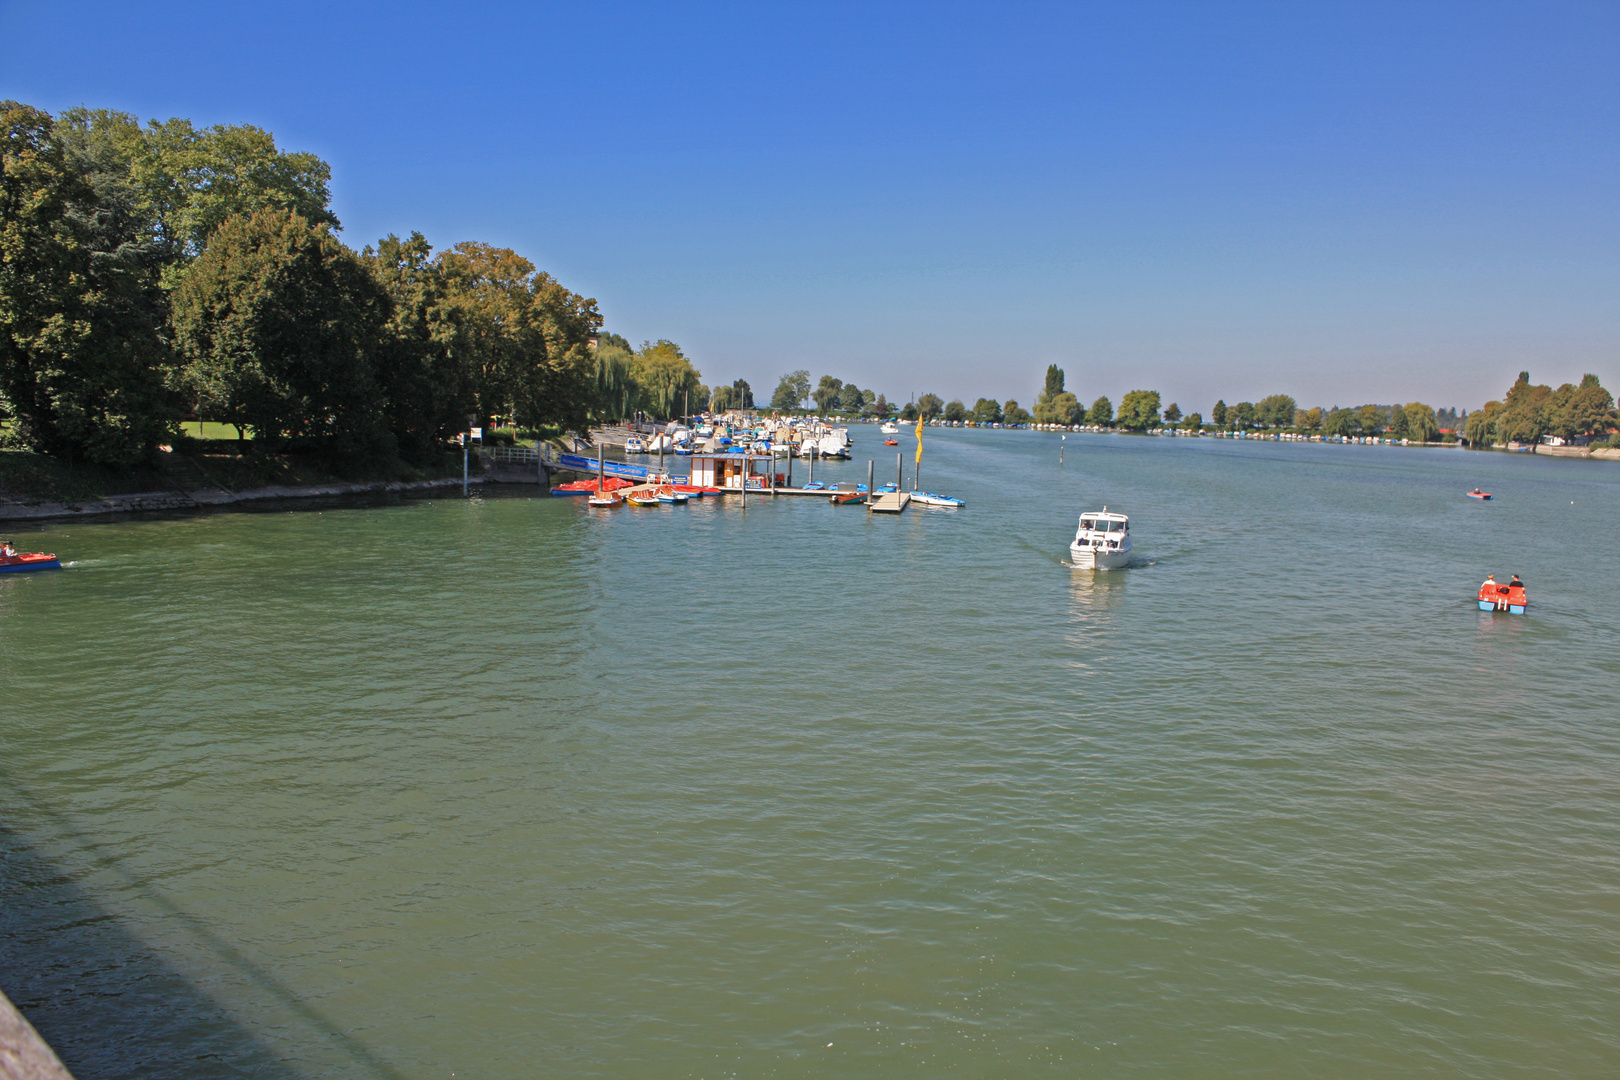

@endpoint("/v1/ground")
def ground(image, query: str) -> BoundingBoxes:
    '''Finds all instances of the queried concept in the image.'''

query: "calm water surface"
[3,431,1618,1078]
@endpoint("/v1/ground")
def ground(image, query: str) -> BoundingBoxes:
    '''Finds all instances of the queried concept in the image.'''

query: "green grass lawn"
[180,421,247,440]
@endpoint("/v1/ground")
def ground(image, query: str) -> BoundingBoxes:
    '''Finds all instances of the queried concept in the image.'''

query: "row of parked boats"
[625,415,856,459]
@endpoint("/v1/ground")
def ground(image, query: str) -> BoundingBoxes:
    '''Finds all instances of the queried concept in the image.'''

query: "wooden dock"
[868,491,911,513]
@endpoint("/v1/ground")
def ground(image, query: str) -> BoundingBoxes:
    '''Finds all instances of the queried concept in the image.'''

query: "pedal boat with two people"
[1478,576,1527,613]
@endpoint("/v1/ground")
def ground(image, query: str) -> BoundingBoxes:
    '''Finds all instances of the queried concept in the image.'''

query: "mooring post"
[462,436,469,495]
[867,459,874,499]
[896,451,902,491]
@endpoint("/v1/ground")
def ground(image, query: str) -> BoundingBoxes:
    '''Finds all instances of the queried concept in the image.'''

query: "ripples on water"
[2,432,1619,1078]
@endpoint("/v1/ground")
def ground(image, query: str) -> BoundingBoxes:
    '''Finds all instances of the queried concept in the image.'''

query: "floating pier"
[868,491,911,513]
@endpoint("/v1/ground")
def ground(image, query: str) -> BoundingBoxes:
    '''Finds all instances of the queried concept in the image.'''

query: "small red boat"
[884,439,899,446]
[551,477,634,496]
[1478,579,1527,613]
[1467,489,1492,500]
[0,549,61,573]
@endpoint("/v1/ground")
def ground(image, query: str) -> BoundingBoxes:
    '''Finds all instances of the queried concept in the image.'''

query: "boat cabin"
[1076,511,1129,536]
[687,452,776,490]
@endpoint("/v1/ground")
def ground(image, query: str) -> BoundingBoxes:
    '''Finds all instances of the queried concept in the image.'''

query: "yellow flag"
[914,414,925,465]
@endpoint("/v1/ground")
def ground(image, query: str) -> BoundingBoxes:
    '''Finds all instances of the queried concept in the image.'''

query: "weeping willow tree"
[631,339,702,419]
[589,332,636,422]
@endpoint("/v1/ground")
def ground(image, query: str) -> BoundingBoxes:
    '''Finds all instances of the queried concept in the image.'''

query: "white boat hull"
[1068,539,1131,569]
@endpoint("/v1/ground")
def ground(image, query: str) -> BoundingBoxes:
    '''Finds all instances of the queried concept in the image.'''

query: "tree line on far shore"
[762,364,1618,450]
[1,101,708,469]
[1007,366,1618,447]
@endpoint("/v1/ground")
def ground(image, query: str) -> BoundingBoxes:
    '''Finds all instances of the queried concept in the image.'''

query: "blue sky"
[4,0,1616,412]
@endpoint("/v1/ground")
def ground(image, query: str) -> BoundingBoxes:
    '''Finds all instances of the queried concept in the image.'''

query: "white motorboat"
[881,421,899,434]
[817,428,852,459]
[624,435,647,454]
[913,491,964,507]
[1069,508,1131,569]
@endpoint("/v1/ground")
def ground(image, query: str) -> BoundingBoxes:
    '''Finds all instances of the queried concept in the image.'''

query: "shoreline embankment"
[0,476,487,523]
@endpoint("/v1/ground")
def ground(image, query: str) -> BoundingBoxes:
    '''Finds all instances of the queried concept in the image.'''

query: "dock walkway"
[869,491,911,513]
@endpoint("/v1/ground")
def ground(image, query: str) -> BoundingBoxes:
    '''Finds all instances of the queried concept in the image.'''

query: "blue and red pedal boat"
[0,549,61,573]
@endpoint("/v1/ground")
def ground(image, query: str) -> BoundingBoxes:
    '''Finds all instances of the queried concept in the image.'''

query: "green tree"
[1464,401,1501,446]
[1233,401,1257,429]
[732,378,755,410]
[589,334,637,425]
[1182,411,1203,430]
[1211,399,1228,427]
[58,108,336,284]
[770,370,810,411]
[1300,406,1324,430]
[812,375,844,414]
[1044,391,1080,424]
[363,232,475,462]
[0,101,178,464]
[1323,408,1356,437]
[1002,399,1031,425]
[434,241,601,432]
[837,381,865,413]
[1089,396,1113,427]
[1547,375,1615,440]
[943,399,966,422]
[172,208,391,459]
[873,393,892,419]
[1163,402,1181,424]
[1043,364,1065,399]
[631,340,702,420]
[1402,402,1438,443]
[1117,389,1162,430]
[1256,393,1296,428]
[916,393,944,419]
[1389,405,1410,439]
[1356,404,1384,433]
[971,397,1003,424]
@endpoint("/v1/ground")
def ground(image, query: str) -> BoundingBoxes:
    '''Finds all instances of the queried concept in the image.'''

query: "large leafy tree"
[434,241,601,431]
[1002,399,1031,425]
[811,375,843,414]
[631,339,701,419]
[172,208,391,458]
[943,399,966,422]
[58,109,335,279]
[1401,402,1438,442]
[916,392,944,419]
[363,232,475,462]
[1256,393,1296,428]
[1547,375,1615,440]
[1117,389,1162,430]
[971,397,1002,424]
[1089,395,1113,427]
[770,370,810,411]
[1,101,177,464]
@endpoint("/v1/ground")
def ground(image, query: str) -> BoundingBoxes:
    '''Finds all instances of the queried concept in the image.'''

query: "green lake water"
[2,430,1618,1078]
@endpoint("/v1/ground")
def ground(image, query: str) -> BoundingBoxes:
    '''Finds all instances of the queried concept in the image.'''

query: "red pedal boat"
[1478,579,1527,613]
[0,547,61,573]
[1467,489,1492,500]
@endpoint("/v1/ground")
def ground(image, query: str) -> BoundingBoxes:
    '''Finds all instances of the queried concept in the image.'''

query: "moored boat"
[913,491,964,507]
[1069,508,1131,569]
[587,491,624,507]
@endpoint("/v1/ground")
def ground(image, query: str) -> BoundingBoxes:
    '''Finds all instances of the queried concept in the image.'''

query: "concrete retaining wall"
[0,988,73,1080]
[0,476,483,523]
